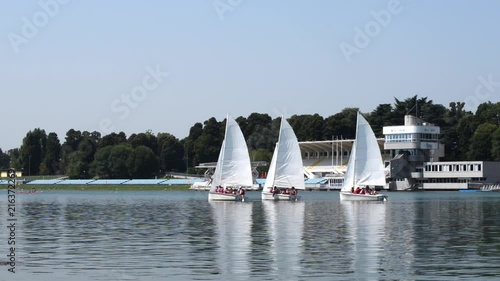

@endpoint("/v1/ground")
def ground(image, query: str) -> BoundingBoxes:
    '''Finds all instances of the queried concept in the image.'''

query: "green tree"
[128,131,158,153]
[99,132,127,149]
[468,123,498,160]
[127,146,158,178]
[183,122,203,169]
[109,144,133,178]
[235,116,248,138]
[247,125,276,151]
[288,114,324,141]
[193,117,223,164]
[158,133,184,172]
[19,128,47,176]
[90,145,113,178]
[441,102,468,161]
[41,132,61,174]
[491,127,500,160]
[246,113,274,150]
[0,148,10,169]
[66,151,89,179]
[7,149,21,169]
[244,113,272,138]
[475,102,500,125]
[367,104,393,137]
[456,114,477,160]
[323,108,358,139]
[60,129,83,173]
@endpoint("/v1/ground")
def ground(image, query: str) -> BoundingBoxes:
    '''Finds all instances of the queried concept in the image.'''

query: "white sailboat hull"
[208,192,246,202]
[261,192,299,201]
[339,191,387,201]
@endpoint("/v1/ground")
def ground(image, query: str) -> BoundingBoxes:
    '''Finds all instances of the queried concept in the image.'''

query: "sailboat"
[262,116,305,201]
[339,111,388,201]
[208,114,253,201]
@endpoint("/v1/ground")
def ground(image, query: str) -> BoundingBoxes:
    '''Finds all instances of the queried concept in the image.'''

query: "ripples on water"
[0,190,500,280]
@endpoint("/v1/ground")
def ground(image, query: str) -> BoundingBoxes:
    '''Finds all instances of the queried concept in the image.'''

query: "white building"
[298,115,500,191]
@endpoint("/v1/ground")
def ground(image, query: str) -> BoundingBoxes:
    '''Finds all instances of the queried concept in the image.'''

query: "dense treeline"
[1,96,500,178]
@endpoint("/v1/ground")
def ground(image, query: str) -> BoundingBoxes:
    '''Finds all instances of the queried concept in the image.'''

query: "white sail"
[341,111,386,192]
[342,140,356,191]
[210,114,253,193]
[263,117,305,191]
[263,143,278,190]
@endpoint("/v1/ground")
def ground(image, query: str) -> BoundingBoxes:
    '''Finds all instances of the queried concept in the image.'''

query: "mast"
[336,136,339,165]
[352,111,361,186]
[340,136,343,165]
[331,135,334,168]
[415,96,418,118]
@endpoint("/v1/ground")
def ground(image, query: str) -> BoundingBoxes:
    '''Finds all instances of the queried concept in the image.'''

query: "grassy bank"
[0,184,194,191]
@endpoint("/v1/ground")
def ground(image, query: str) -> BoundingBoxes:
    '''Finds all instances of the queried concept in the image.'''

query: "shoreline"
[0,184,193,191]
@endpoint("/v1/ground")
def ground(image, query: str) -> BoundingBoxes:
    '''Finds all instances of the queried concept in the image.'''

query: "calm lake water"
[1,190,500,280]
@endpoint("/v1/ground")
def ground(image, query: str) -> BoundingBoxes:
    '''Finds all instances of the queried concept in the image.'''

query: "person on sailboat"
[272,186,279,196]
[290,186,297,196]
[237,187,246,196]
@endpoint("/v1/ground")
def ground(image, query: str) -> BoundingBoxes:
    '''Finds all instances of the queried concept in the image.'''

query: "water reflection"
[262,201,305,280]
[210,201,252,281]
[341,201,386,280]
[1,191,500,280]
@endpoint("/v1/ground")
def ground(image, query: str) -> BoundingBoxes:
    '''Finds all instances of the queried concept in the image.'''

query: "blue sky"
[1,0,499,150]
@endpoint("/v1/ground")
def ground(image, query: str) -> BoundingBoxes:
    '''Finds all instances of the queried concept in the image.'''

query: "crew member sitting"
[290,186,297,196]
[238,187,246,196]
[354,187,361,194]
[272,186,279,196]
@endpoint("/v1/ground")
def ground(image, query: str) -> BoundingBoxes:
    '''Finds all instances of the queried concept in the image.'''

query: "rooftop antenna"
[405,95,418,117]
[415,96,418,118]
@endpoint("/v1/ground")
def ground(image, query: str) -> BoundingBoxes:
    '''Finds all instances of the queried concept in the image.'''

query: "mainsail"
[210,114,253,192]
[341,112,386,191]
[263,117,305,190]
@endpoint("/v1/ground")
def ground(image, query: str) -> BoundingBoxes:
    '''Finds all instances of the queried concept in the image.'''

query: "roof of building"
[298,139,385,154]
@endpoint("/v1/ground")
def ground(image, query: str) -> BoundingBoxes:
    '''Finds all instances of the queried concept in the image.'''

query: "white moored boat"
[262,116,305,201]
[208,114,253,202]
[340,111,387,201]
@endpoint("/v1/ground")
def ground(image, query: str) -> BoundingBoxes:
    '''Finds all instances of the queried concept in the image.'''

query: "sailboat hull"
[261,192,299,201]
[208,192,246,202]
[339,191,387,201]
